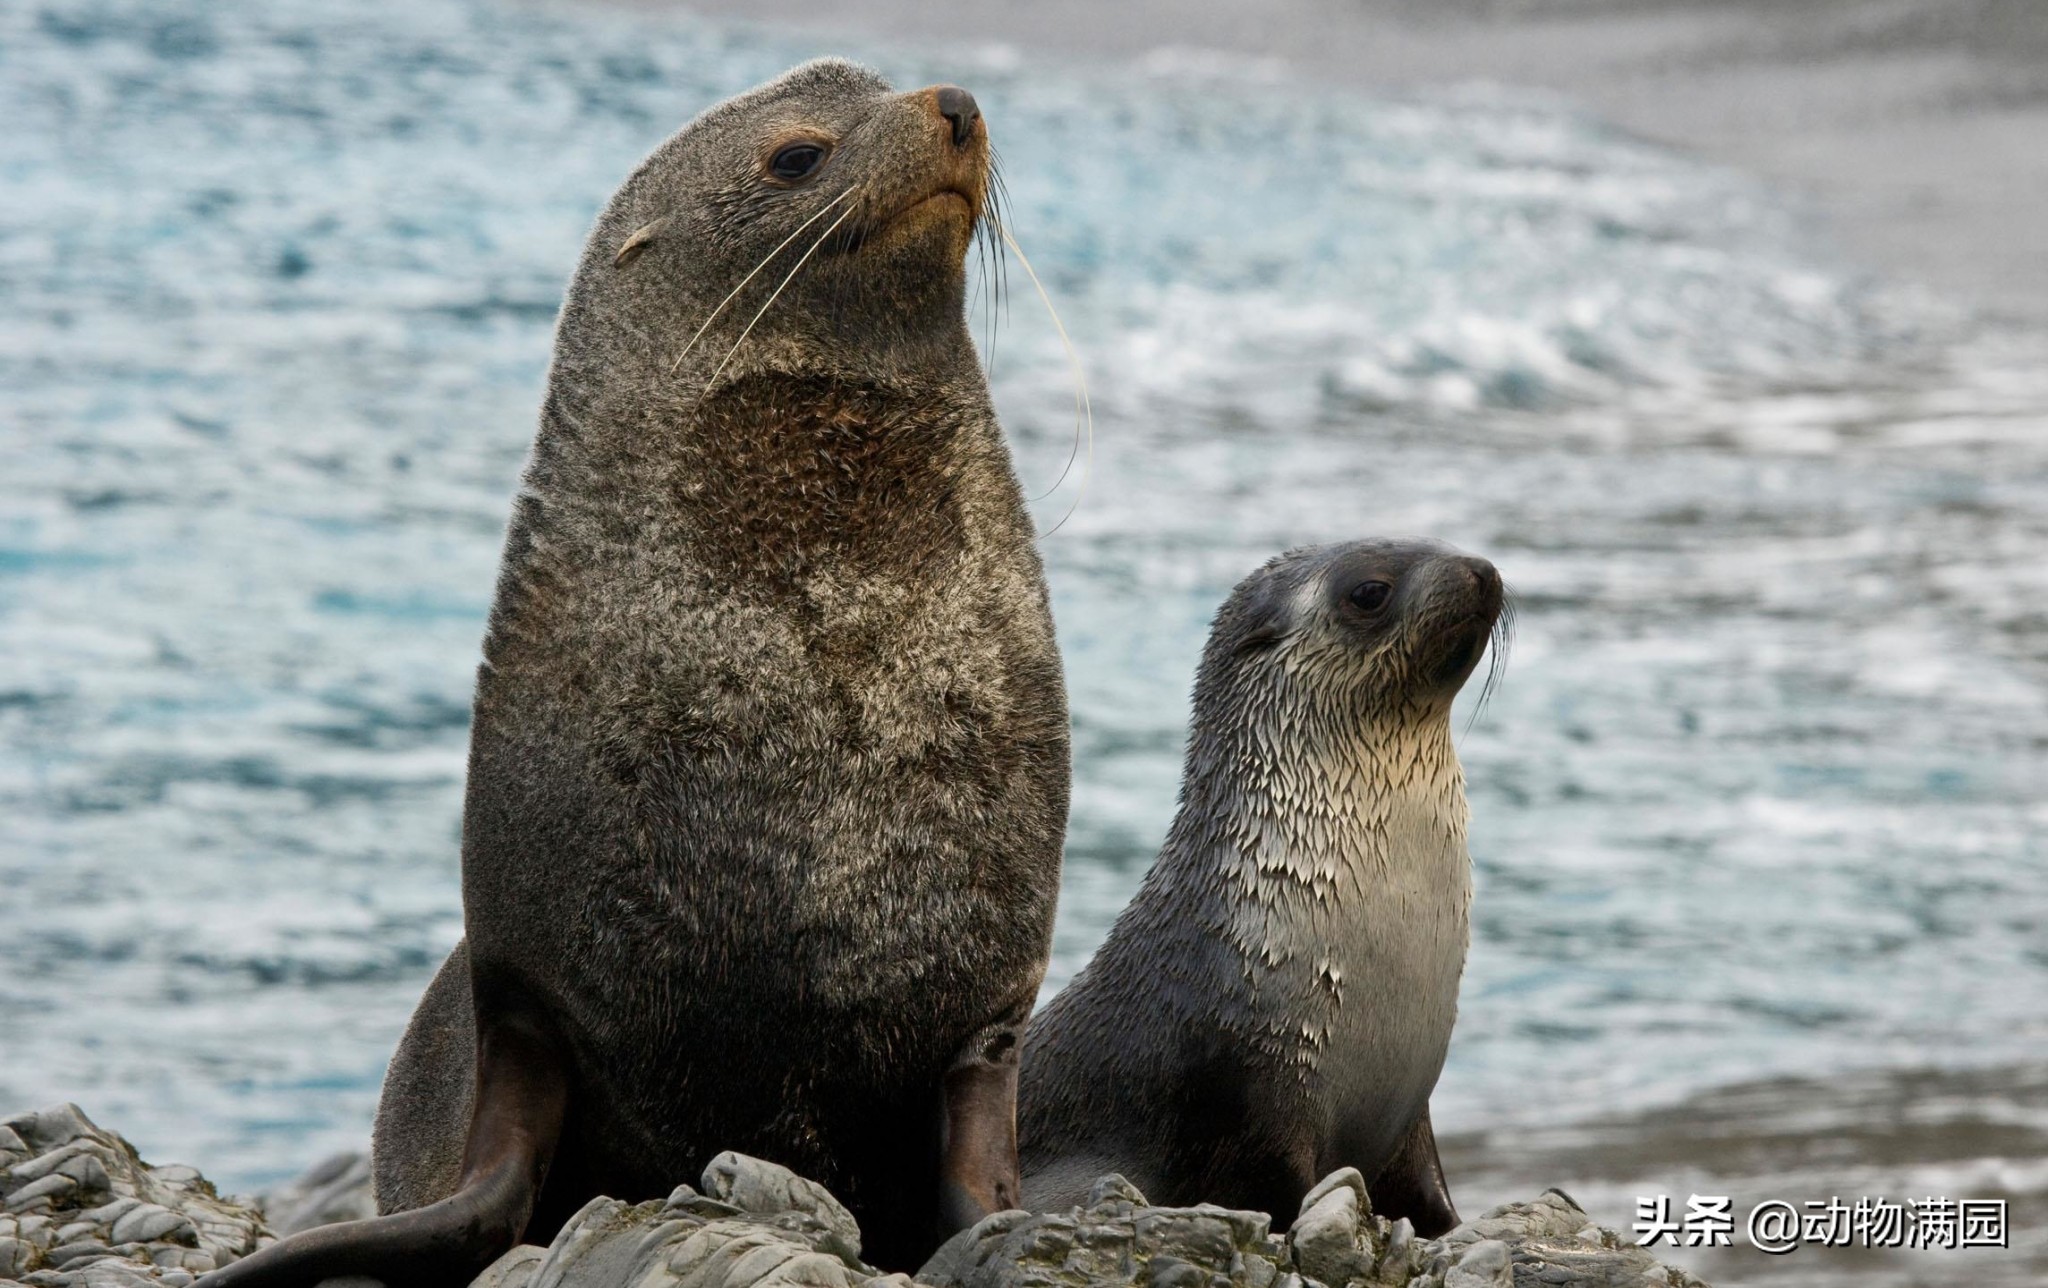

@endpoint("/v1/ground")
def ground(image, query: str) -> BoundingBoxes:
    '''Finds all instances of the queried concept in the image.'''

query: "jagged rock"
[474,1151,898,1288]
[917,1173,1284,1288]
[919,1181,1702,1288]
[0,1106,1710,1288]
[0,1104,266,1286]
[1407,1191,1711,1288]
[1284,1168,1417,1288]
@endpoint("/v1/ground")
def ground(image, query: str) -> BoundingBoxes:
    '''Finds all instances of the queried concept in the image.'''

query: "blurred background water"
[2,0,2045,1282]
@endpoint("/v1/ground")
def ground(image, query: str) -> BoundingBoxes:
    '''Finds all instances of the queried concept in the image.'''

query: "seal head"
[1019,540,1503,1236]
[583,57,992,390]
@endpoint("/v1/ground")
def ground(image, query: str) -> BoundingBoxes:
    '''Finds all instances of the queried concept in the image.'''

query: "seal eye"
[1348,580,1393,613]
[769,143,828,181]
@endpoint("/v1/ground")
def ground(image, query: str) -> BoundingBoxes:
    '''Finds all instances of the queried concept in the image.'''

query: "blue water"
[4,0,2047,1192]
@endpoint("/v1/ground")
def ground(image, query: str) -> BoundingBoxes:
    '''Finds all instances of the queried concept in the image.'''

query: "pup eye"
[1348,580,1393,612]
[769,143,828,181]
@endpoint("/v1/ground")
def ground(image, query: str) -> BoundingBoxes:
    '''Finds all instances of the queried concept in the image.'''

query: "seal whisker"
[973,215,997,379]
[989,148,1015,332]
[700,196,863,395]
[973,160,992,354]
[669,184,859,375]
[996,218,1092,532]
[981,147,1015,380]
[1463,586,1516,736]
[981,219,1002,379]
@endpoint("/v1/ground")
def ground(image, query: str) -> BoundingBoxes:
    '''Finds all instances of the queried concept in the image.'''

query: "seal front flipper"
[373,941,475,1216]
[196,1007,568,1288]
[1367,1108,1459,1237]
[936,1004,1031,1235]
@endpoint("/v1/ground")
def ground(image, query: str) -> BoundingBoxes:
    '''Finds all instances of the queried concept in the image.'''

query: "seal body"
[379,358,1067,1262]
[203,60,1066,1287]
[1019,540,1501,1237]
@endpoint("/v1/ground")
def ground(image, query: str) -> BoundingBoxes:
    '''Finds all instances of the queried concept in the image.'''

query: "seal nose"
[933,86,980,147]
[1457,556,1499,591]
[1453,556,1505,616]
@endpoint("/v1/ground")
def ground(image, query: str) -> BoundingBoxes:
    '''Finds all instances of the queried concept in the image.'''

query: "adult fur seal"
[202,59,1068,1286]
[1018,539,1503,1238]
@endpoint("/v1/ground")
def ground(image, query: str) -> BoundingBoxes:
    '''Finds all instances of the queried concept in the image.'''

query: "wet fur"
[1019,540,1500,1237]
[364,58,1067,1272]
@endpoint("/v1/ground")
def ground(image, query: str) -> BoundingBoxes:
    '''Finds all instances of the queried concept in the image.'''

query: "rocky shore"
[0,1105,1707,1288]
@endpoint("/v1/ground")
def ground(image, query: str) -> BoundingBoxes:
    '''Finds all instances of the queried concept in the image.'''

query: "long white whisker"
[699,198,862,395]
[1002,223,1075,504]
[998,219,1091,535]
[669,185,858,375]
[1462,592,1515,738]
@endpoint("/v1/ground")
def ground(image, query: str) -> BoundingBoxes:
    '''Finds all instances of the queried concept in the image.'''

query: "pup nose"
[1458,556,1499,589]
[934,85,980,147]
[1454,556,1504,610]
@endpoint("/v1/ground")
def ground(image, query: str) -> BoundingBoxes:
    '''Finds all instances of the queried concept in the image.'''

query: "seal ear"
[1227,573,1291,657]
[614,217,670,269]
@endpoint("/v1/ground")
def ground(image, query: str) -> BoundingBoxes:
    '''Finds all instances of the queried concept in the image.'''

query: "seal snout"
[1419,554,1504,688]
[1448,554,1503,613]
[1429,553,1503,633]
[932,86,982,147]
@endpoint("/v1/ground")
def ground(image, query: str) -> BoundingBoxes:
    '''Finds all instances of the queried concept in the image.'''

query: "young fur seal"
[202,59,1068,1285]
[1018,539,1503,1238]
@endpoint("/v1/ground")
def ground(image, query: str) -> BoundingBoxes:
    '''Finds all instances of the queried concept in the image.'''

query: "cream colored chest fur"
[1219,719,1472,1165]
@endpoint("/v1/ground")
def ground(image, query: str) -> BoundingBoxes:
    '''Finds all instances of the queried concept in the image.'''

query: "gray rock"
[469,1164,1712,1288]
[0,1126,32,1165]
[918,1177,1281,1288]
[3,1107,97,1154]
[1287,1169,1375,1287]
[74,1202,140,1230]
[252,1154,375,1239]
[46,1241,115,1267]
[472,1242,548,1288]
[55,1157,111,1201]
[8,1143,92,1185]
[1408,1193,1709,1288]
[0,1105,1712,1288]
[65,1258,165,1288]
[1444,1239,1510,1288]
[2,1234,37,1278]
[700,1151,864,1266]
[0,1105,267,1283]
[108,1208,194,1248]
[7,1213,58,1250]
[7,1174,79,1212]
[495,1167,884,1288]
[917,1179,1709,1288]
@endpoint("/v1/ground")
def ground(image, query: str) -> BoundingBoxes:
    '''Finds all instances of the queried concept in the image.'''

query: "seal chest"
[1019,539,1502,1237]
[1283,718,1472,1163]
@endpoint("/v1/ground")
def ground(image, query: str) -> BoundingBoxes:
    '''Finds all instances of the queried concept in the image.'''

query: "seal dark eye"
[1348,580,1393,612]
[769,143,828,181]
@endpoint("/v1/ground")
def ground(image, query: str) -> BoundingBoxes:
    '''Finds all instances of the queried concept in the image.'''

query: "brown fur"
[361,58,1067,1272]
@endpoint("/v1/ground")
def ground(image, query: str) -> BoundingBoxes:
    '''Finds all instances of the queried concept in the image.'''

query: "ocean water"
[3,0,2046,1201]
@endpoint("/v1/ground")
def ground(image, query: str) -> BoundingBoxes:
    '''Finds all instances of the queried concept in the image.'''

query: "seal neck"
[1100,684,1469,999]
[1180,698,1466,889]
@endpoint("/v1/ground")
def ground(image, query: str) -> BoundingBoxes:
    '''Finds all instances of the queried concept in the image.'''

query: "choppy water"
[3,0,2045,1200]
